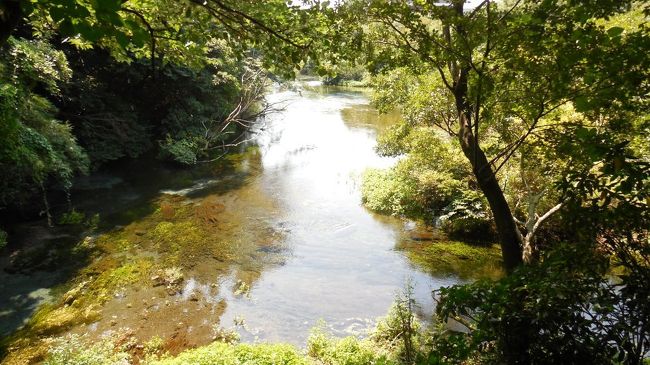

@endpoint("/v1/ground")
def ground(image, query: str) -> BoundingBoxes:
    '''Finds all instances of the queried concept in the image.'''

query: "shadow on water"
[0,224,93,334]
[71,148,261,230]
[0,145,263,355]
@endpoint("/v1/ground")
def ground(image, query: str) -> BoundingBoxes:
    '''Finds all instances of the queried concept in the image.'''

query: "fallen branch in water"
[197,60,287,163]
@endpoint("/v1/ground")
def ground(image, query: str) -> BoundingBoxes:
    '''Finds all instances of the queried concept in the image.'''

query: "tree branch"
[204,0,304,49]
[530,202,563,237]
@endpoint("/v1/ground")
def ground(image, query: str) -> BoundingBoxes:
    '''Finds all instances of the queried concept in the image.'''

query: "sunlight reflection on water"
[211,85,460,344]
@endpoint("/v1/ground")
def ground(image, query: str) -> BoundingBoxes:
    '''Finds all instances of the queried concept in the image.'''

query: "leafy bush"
[437,193,496,243]
[143,336,165,360]
[362,123,490,242]
[372,287,423,364]
[53,42,243,167]
[45,335,129,365]
[307,326,394,365]
[439,217,494,243]
[361,168,419,217]
[149,342,305,365]
[433,244,650,364]
[58,209,86,225]
[362,130,470,218]
[307,285,426,365]
[158,136,201,166]
[0,37,89,210]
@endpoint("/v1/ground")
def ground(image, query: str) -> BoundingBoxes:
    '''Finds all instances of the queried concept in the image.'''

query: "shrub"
[45,335,129,365]
[433,244,650,364]
[0,37,89,212]
[307,327,394,365]
[437,194,496,243]
[58,209,86,225]
[372,286,422,364]
[361,168,418,217]
[143,336,165,359]
[149,342,305,365]
[158,136,201,166]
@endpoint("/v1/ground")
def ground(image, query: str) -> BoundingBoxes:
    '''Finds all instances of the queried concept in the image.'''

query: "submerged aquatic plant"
[211,325,241,345]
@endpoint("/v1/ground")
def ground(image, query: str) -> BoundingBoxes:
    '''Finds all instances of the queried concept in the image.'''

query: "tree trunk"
[446,5,528,363]
[454,70,529,364]
[454,68,523,273]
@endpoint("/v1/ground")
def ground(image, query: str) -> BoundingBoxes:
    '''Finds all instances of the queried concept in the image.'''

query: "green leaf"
[114,31,130,48]
[574,96,590,112]
[607,26,624,38]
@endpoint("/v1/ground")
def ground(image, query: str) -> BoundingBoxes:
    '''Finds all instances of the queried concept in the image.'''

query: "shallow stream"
[0,83,501,362]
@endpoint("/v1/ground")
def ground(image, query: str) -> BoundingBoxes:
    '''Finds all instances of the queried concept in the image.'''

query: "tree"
[332,0,649,272]
[0,0,332,220]
[0,37,89,224]
[1,0,327,77]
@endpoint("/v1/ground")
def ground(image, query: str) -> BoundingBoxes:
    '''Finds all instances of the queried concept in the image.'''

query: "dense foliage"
[340,0,650,267]
[0,37,89,222]
[0,0,324,227]
[338,0,650,363]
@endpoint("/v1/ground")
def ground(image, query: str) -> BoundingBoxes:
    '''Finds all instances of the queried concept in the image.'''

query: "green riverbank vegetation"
[33,289,474,365]
[0,0,324,229]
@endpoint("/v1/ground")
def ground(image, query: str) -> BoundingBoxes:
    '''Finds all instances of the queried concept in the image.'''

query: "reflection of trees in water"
[340,106,400,133]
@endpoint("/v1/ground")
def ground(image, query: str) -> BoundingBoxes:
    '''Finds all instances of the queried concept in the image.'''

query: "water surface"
[1,83,467,356]
[212,86,459,342]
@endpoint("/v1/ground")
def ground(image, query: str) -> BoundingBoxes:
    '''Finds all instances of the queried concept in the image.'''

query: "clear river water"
[1,82,489,359]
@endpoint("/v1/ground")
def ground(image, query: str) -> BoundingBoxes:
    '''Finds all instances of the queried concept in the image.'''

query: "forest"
[0,0,648,364]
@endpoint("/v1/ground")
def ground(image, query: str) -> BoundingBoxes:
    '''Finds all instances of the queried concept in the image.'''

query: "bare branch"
[530,202,563,237]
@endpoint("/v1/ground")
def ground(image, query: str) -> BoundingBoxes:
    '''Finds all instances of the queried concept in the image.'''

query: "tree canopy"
[328,0,650,271]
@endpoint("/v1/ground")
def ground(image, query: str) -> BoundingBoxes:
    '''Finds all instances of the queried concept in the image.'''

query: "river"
[1,82,490,360]
[207,83,459,342]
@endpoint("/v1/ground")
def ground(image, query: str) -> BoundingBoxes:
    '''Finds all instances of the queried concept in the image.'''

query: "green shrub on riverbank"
[149,342,305,365]
[360,124,496,242]
[0,37,89,217]
[0,30,254,220]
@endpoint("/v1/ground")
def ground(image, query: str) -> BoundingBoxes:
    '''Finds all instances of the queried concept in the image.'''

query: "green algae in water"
[402,240,504,280]
[225,146,262,173]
